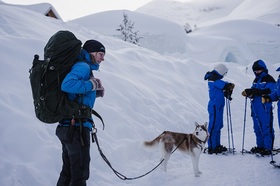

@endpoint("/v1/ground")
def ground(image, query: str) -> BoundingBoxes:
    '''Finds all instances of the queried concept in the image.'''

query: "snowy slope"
[137,0,280,27]
[69,10,187,55]
[1,1,280,186]
[185,19,280,65]
[69,2,280,65]
[228,0,280,22]
[137,0,245,27]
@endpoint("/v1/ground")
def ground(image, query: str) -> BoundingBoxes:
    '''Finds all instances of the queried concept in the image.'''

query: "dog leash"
[92,129,187,180]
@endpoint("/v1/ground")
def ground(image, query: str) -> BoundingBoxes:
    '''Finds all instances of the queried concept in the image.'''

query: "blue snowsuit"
[249,64,275,150]
[205,70,229,150]
[268,67,280,129]
[56,49,99,186]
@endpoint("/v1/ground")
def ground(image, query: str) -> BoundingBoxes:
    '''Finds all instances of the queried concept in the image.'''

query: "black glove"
[252,88,271,96]
[223,83,235,100]
[242,88,253,97]
[224,91,233,100]
[262,95,271,103]
[223,83,235,94]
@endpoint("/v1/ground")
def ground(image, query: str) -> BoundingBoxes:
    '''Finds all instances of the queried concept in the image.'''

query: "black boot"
[260,149,272,156]
[250,146,264,154]
[208,148,213,154]
[216,145,227,152]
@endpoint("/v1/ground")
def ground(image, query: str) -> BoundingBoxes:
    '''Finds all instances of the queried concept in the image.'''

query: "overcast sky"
[2,0,153,21]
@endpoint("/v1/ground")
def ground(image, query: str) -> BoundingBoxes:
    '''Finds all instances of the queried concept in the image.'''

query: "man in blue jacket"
[262,67,280,129]
[56,40,106,186]
[242,59,276,156]
[204,64,235,154]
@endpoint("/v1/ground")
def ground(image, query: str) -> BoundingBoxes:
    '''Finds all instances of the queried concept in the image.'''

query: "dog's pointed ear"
[195,122,199,127]
[204,122,208,128]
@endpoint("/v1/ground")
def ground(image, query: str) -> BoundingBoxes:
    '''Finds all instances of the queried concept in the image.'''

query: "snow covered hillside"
[69,10,187,55]
[70,0,280,64]
[137,0,245,26]
[1,1,280,186]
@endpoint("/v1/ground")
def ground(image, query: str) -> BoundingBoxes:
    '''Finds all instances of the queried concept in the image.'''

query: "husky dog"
[144,122,209,177]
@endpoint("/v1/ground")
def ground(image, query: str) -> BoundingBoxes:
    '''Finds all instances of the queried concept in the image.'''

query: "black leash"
[92,129,187,180]
[91,109,105,130]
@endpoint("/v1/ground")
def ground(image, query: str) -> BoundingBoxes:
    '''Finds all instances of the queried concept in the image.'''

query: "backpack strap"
[71,62,104,129]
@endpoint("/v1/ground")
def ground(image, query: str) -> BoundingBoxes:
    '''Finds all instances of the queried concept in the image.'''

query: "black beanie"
[83,40,105,54]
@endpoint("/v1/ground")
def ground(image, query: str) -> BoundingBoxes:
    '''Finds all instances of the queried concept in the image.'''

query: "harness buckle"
[91,127,97,143]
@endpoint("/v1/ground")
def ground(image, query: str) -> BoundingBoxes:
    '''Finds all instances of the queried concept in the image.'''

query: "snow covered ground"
[1,0,280,185]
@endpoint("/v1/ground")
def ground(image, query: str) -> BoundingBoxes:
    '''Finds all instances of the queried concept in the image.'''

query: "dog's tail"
[144,132,165,146]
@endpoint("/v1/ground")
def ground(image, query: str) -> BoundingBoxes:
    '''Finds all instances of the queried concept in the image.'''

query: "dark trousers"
[56,126,91,186]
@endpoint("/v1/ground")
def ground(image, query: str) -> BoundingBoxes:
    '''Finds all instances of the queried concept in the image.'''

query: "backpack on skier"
[29,30,93,124]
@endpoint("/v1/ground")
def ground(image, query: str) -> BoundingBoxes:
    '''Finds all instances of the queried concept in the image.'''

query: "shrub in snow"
[114,12,142,45]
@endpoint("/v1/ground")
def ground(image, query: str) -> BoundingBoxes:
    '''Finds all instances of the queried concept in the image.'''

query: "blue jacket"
[270,68,280,102]
[61,49,99,129]
[251,70,275,104]
[269,73,280,127]
[205,70,228,108]
[208,79,227,107]
[270,76,280,101]
[251,69,275,128]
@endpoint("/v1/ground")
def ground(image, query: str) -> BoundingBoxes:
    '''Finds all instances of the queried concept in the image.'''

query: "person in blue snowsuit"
[242,59,276,156]
[204,64,235,154]
[56,40,106,186]
[262,67,280,129]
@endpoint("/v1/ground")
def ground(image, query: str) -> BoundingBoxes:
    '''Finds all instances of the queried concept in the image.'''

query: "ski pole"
[241,97,248,155]
[270,136,275,164]
[269,108,275,163]
[227,97,235,154]
[226,96,231,152]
